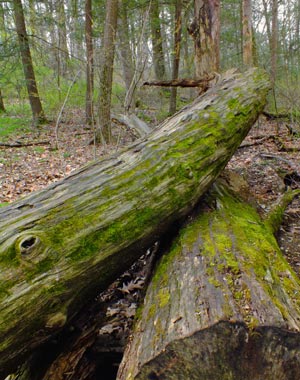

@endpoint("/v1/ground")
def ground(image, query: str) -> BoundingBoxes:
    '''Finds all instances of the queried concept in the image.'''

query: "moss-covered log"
[0,68,269,378]
[117,180,300,380]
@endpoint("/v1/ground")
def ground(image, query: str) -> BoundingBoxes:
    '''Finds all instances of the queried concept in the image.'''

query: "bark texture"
[0,68,269,378]
[118,179,300,380]
[188,0,220,77]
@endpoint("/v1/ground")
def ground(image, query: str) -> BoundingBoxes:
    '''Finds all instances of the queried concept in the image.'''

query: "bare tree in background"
[169,0,182,115]
[85,0,94,124]
[118,1,134,112]
[271,0,278,83]
[242,0,253,66]
[13,0,45,126]
[97,0,119,143]
[150,0,166,80]
[188,0,220,77]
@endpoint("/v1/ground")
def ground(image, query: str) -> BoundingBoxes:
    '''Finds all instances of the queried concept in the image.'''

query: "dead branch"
[0,141,50,148]
[143,76,215,88]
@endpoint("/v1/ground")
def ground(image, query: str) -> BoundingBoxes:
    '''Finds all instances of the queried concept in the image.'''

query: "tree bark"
[188,0,220,77]
[117,178,300,380]
[0,68,269,379]
[13,0,45,126]
[97,0,119,143]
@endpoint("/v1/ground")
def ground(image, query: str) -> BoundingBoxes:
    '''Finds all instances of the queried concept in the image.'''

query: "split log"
[117,179,300,380]
[0,68,270,379]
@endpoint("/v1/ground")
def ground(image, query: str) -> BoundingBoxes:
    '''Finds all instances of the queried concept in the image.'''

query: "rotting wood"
[117,178,300,380]
[0,68,270,379]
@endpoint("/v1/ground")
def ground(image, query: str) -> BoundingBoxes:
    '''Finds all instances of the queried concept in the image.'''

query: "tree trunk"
[150,0,166,81]
[118,1,135,113]
[0,68,269,379]
[118,178,300,380]
[0,88,5,112]
[96,0,119,143]
[0,2,7,39]
[118,2,134,95]
[13,0,45,126]
[188,0,220,78]
[169,0,182,115]
[271,0,278,83]
[123,4,150,114]
[85,0,94,124]
[242,0,253,67]
[56,0,69,76]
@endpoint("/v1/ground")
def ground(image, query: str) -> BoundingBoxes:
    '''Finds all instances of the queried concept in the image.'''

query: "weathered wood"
[0,68,269,378]
[117,179,300,380]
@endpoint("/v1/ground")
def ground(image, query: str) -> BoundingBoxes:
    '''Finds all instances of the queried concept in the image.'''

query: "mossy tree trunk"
[118,179,300,380]
[0,68,269,379]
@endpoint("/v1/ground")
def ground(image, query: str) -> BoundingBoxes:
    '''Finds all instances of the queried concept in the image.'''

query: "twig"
[239,136,269,148]
[259,153,298,169]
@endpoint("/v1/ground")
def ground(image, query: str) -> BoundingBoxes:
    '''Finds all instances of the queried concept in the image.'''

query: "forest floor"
[1,111,300,377]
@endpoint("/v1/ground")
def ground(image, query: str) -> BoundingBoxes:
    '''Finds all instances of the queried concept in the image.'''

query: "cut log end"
[131,322,300,380]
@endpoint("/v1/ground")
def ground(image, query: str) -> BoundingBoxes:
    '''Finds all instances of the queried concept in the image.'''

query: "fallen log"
[0,68,270,378]
[117,179,300,380]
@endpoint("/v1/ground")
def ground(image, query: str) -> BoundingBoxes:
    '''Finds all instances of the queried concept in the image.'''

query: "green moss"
[157,288,170,308]
[25,256,56,280]
[208,277,222,288]
[0,244,19,267]
[227,98,240,110]
[0,280,14,300]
